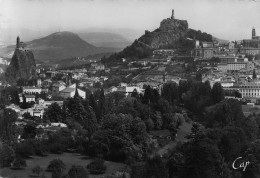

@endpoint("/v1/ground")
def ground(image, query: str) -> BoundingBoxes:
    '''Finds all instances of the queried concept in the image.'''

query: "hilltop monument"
[171,9,175,19]
[5,36,36,83]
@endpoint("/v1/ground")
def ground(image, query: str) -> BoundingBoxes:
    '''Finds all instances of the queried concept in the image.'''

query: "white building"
[24,95,36,102]
[230,82,260,98]
[23,86,42,94]
[217,62,254,72]
[117,85,144,96]
[59,84,86,99]
[52,83,66,93]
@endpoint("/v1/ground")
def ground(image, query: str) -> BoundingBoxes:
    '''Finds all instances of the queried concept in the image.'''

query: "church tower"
[252,27,256,39]
[171,9,174,19]
[16,36,20,48]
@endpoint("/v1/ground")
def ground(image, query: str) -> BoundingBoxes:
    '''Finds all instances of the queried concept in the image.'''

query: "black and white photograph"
[0,0,260,177]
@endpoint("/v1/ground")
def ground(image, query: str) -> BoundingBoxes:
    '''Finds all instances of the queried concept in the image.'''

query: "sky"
[0,0,260,44]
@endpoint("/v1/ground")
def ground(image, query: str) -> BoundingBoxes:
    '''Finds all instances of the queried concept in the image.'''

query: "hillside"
[78,32,132,49]
[102,11,213,65]
[0,32,120,62]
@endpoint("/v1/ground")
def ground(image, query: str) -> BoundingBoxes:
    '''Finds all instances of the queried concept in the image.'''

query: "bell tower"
[252,27,256,39]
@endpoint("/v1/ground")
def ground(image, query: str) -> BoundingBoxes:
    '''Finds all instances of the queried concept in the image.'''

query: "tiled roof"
[23,86,41,89]
[24,95,35,98]
[60,88,75,93]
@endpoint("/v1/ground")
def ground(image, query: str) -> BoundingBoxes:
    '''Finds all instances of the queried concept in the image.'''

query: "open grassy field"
[0,153,127,178]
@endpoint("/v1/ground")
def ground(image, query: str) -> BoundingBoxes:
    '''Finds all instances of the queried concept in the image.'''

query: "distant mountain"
[212,36,229,44]
[0,31,120,62]
[78,32,132,49]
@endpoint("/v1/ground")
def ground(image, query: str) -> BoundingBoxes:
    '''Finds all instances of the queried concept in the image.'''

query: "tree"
[131,88,139,99]
[143,85,155,104]
[0,143,15,167]
[12,157,27,169]
[0,108,18,143]
[211,82,224,104]
[64,97,97,135]
[47,159,66,173]
[219,126,248,162]
[74,87,79,98]
[97,88,107,121]
[44,102,64,122]
[90,114,147,162]
[203,80,211,96]
[10,89,20,105]
[253,69,257,79]
[87,158,107,175]
[68,165,89,178]
[21,124,37,139]
[161,82,179,104]
[32,165,43,177]
[20,95,28,109]
[22,112,33,120]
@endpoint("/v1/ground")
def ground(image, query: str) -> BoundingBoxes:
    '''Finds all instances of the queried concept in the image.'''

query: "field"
[0,153,127,178]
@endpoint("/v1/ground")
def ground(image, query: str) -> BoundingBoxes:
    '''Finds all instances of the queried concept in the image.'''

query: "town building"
[59,83,86,99]
[217,62,254,72]
[21,95,36,103]
[240,48,260,56]
[52,83,66,93]
[194,47,215,59]
[242,28,260,49]
[23,86,42,94]
[231,82,260,98]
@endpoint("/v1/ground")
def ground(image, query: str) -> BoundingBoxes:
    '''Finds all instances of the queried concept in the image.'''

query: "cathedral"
[243,28,260,48]
[252,27,260,40]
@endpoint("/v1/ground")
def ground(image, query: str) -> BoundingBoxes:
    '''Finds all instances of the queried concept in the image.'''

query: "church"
[243,28,260,48]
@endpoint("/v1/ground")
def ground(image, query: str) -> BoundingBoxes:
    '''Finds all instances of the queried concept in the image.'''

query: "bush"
[32,141,47,156]
[52,171,69,178]
[87,158,107,175]
[32,165,42,177]
[12,157,27,169]
[68,165,89,178]
[15,141,35,158]
[0,144,15,167]
[47,159,66,173]
[48,143,65,154]
[144,119,154,131]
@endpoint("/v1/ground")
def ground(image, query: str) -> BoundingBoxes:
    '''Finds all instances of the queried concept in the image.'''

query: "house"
[91,63,105,71]
[27,107,44,118]
[52,83,66,93]
[44,101,63,108]
[19,94,35,103]
[117,85,144,96]
[6,104,25,119]
[23,86,42,94]
[104,86,118,95]
[59,84,86,99]
[24,95,36,103]
[46,71,57,78]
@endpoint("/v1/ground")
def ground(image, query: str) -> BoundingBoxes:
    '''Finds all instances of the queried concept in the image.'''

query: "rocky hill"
[5,44,36,82]
[102,10,212,65]
[139,18,189,49]
[0,32,120,63]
